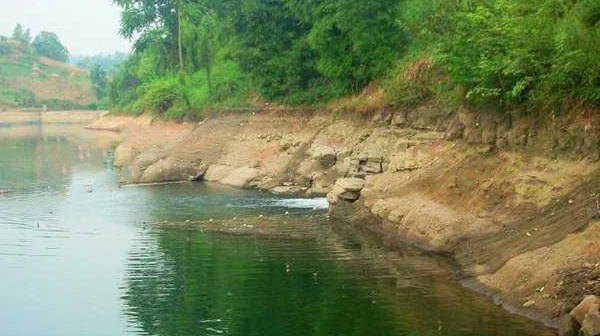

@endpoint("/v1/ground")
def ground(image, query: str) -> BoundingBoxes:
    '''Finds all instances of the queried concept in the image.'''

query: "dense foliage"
[392,0,600,112]
[109,0,403,118]
[11,24,31,44]
[110,0,600,120]
[90,64,109,99]
[32,31,69,62]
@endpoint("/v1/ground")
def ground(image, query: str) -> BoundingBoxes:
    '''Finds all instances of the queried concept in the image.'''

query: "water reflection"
[121,222,554,336]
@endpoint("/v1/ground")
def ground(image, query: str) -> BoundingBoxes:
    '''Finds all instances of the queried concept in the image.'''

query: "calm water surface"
[0,122,554,336]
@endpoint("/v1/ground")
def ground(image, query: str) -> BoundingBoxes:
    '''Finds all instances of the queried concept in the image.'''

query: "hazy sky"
[0,0,131,55]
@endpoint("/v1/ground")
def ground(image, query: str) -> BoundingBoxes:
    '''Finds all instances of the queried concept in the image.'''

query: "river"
[0,119,554,336]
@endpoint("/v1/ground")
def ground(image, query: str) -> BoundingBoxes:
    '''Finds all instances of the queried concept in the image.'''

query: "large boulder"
[139,158,200,183]
[135,146,166,169]
[308,145,337,168]
[219,167,260,188]
[327,178,365,204]
[203,164,233,182]
[113,145,137,167]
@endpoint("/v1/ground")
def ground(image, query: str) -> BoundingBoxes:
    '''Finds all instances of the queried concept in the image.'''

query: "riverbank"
[89,107,600,331]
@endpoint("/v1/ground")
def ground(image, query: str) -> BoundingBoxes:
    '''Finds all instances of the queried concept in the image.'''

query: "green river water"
[0,121,554,336]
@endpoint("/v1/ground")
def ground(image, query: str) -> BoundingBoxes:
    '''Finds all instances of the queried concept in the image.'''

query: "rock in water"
[327,178,366,206]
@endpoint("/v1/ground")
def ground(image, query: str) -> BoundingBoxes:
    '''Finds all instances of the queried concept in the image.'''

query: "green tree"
[11,23,31,44]
[32,31,69,62]
[90,64,108,99]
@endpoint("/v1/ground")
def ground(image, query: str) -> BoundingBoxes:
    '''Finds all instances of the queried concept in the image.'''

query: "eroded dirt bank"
[89,107,600,330]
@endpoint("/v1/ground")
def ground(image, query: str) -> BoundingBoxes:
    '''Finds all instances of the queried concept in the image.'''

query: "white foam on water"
[269,197,329,209]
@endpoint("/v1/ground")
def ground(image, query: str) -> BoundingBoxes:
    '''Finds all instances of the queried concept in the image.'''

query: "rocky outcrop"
[327,178,365,204]
[308,144,337,168]
[203,164,234,182]
[113,145,137,167]
[219,167,261,188]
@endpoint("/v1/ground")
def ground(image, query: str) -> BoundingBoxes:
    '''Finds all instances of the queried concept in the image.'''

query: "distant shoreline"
[0,110,108,124]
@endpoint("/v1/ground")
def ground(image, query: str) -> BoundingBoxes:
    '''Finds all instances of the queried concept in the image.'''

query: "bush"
[138,76,188,116]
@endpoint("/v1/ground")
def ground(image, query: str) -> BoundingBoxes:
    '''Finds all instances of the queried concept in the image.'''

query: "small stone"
[569,199,575,205]
[523,300,536,308]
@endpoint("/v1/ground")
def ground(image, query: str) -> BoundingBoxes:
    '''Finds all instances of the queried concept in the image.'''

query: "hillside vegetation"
[0,36,96,109]
[109,0,600,121]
